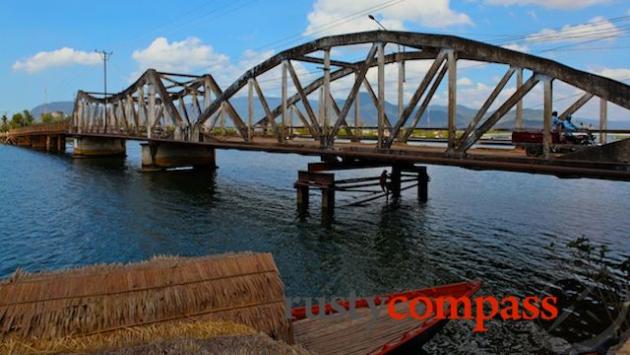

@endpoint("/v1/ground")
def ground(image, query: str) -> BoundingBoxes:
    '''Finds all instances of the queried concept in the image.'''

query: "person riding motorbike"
[562,115,579,143]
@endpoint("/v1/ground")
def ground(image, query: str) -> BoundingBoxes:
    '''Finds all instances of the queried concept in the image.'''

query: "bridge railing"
[8,120,70,136]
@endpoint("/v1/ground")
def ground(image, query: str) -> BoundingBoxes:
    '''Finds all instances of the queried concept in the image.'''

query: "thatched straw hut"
[0,253,291,344]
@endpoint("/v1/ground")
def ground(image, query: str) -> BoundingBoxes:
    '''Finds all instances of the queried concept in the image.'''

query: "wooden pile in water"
[0,253,291,343]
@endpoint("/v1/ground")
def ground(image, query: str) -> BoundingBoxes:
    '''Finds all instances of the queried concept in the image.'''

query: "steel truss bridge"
[5,31,630,182]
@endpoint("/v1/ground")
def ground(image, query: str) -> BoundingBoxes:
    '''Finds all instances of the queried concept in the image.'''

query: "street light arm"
[368,14,387,31]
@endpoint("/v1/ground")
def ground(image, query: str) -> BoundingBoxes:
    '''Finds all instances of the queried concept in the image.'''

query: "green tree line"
[1,111,68,132]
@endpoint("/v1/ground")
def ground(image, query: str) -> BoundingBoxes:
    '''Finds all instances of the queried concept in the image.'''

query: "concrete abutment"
[141,142,216,172]
[73,137,126,158]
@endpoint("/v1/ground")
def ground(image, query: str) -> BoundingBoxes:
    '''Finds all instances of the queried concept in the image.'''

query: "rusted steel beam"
[286,60,322,137]
[204,75,249,141]
[600,98,608,144]
[387,50,447,147]
[559,92,594,120]
[543,77,553,159]
[401,64,448,143]
[447,50,457,152]
[292,105,316,136]
[377,42,385,149]
[458,74,541,152]
[190,32,630,132]
[253,51,429,128]
[329,44,377,139]
[252,77,281,141]
[293,55,358,69]
[326,92,353,137]
[322,48,331,138]
[515,68,524,129]
[148,70,184,130]
[458,66,516,148]
[362,78,393,129]
[281,60,289,140]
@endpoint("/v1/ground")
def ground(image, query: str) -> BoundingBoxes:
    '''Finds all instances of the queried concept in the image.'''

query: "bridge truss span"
[70,31,630,179]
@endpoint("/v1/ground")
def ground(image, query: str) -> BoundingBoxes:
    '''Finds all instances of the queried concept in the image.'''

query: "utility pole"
[95,50,113,124]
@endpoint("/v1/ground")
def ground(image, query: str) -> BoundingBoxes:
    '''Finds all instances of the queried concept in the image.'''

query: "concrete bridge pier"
[73,137,126,158]
[45,135,65,153]
[141,142,216,172]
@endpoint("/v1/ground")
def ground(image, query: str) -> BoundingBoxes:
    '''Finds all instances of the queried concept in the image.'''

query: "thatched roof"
[0,253,291,343]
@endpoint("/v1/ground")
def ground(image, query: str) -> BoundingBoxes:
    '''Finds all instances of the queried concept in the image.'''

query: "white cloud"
[527,10,538,20]
[132,37,229,74]
[526,17,623,43]
[484,0,608,9]
[12,47,101,74]
[130,37,279,89]
[304,0,472,37]
[593,67,630,81]
[457,77,473,86]
[502,43,529,52]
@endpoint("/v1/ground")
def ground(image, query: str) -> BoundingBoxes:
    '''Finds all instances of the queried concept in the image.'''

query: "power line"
[253,0,406,51]
[95,50,113,122]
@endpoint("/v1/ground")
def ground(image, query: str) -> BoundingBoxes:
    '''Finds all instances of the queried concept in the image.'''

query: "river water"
[0,142,628,354]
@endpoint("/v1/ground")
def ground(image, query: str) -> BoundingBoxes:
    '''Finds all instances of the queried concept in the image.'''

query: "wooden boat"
[291,280,481,355]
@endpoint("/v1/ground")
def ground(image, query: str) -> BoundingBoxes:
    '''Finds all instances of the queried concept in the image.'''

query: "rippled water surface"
[1,142,628,353]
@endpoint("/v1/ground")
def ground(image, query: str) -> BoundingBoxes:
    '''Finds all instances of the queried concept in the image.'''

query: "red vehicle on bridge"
[512,128,595,156]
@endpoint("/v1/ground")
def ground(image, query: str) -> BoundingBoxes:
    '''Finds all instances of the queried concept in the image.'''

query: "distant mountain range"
[31,92,619,129]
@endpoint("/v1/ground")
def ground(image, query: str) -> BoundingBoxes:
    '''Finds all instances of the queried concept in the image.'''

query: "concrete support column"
[297,185,309,210]
[141,142,216,172]
[57,136,65,152]
[46,136,53,152]
[417,166,429,202]
[600,97,608,144]
[73,137,126,158]
[321,187,335,212]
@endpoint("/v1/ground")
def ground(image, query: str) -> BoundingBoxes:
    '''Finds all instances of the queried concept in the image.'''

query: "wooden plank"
[294,301,427,355]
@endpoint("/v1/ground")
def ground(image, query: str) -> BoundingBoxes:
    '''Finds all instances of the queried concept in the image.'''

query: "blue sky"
[0,0,628,119]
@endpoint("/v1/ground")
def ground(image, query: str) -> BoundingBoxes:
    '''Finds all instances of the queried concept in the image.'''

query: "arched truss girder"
[73,31,630,154]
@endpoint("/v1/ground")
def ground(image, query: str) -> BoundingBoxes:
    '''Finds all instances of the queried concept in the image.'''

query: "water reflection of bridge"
[4,31,630,211]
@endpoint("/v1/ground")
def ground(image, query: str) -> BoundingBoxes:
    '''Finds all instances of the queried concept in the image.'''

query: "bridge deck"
[67,133,630,180]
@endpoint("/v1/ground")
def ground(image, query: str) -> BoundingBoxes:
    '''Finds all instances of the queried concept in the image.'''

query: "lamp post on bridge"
[95,50,113,129]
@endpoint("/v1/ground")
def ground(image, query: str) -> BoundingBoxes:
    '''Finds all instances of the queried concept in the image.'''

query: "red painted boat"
[291,280,481,354]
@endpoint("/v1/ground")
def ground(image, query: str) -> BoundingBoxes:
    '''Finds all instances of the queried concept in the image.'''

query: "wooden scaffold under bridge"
[295,159,429,213]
